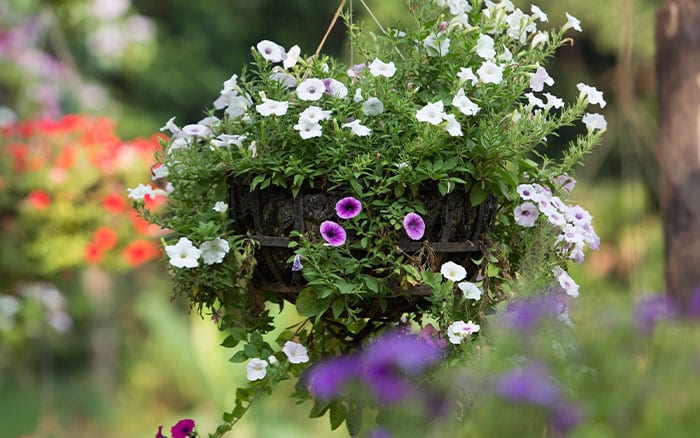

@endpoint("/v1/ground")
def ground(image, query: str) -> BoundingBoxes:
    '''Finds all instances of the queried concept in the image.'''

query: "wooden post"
[656,0,700,307]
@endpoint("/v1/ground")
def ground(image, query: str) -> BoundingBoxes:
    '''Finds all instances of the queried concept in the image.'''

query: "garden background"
[0,0,662,436]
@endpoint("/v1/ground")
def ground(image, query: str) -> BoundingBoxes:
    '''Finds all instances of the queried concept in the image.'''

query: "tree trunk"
[656,0,700,307]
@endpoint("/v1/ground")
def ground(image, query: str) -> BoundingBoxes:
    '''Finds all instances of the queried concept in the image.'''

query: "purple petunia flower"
[335,196,362,219]
[496,363,560,408]
[403,212,425,240]
[291,254,304,271]
[155,425,167,438]
[170,419,195,438]
[320,221,347,246]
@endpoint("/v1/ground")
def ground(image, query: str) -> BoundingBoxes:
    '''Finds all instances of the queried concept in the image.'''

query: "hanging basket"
[227,175,497,314]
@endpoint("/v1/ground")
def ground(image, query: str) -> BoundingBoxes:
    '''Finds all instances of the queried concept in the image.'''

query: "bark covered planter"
[228,174,497,322]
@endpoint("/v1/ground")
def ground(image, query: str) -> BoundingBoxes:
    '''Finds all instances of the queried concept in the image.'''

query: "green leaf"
[230,327,248,341]
[243,343,259,357]
[309,399,330,418]
[250,174,267,191]
[296,288,328,317]
[335,279,354,294]
[469,184,488,206]
[364,276,380,293]
[349,179,363,195]
[221,335,240,348]
[229,350,248,363]
[331,298,345,318]
[329,401,347,431]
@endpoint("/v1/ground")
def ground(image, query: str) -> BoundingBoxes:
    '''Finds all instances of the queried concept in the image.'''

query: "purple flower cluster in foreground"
[499,292,572,332]
[304,331,443,404]
[496,363,583,434]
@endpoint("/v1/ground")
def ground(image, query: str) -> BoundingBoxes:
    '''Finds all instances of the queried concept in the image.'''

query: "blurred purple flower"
[635,294,677,335]
[367,427,392,438]
[335,196,362,219]
[403,212,425,240]
[688,287,700,318]
[552,403,585,435]
[320,221,347,246]
[500,293,570,332]
[305,332,443,405]
[171,419,195,438]
[496,363,560,407]
[305,356,357,400]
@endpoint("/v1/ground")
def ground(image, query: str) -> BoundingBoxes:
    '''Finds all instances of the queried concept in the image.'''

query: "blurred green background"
[0,0,664,436]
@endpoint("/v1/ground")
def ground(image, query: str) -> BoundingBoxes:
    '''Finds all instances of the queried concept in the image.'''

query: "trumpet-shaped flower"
[440,261,467,282]
[165,237,201,268]
[416,101,447,125]
[282,341,310,364]
[213,201,228,213]
[283,44,301,69]
[563,12,582,32]
[320,221,347,246]
[256,39,286,62]
[531,5,548,22]
[362,97,384,116]
[475,34,495,59]
[452,89,480,115]
[324,78,348,98]
[246,358,268,381]
[297,78,326,101]
[299,105,332,123]
[368,58,396,77]
[582,113,607,132]
[458,281,482,300]
[291,254,304,271]
[255,98,289,116]
[335,197,363,219]
[403,212,425,240]
[443,113,463,137]
[553,267,579,298]
[423,32,450,57]
[342,120,371,137]
[200,238,230,265]
[577,83,606,108]
[170,419,196,438]
[543,93,564,110]
[477,61,503,84]
[293,117,323,139]
[447,320,480,344]
[530,67,554,92]
[514,202,539,227]
[457,67,478,85]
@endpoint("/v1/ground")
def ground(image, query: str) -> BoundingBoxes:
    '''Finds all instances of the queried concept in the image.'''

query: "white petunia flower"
[299,105,332,123]
[514,202,539,227]
[293,117,323,139]
[165,237,201,269]
[160,116,181,135]
[200,238,230,265]
[325,78,348,98]
[128,183,156,200]
[362,97,384,116]
[182,123,210,138]
[296,78,326,101]
[282,341,309,364]
[452,89,480,116]
[553,267,579,298]
[221,74,239,94]
[342,120,371,137]
[152,164,168,180]
[224,95,252,119]
[458,281,482,300]
[246,358,268,381]
[416,101,447,125]
[576,83,606,108]
[213,201,228,213]
[498,46,513,63]
[270,70,297,88]
[353,88,363,102]
[368,58,396,77]
[256,98,289,116]
[477,61,503,84]
[423,32,451,57]
[443,114,463,137]
[447,320,480,344]
[211,134,247,149]
[457,67,478,85]
[475,34,496,59]
[531,32,548,48]
[543,93,564,110]
[531,5,548,22]
[440,261,467,282]
[267,355,278,365]
[563,12,582,32]
[283,44,301,69]
[530,67,554,92]
[525,92,545,109]
[582,113,607,132]
[256,40,286,63]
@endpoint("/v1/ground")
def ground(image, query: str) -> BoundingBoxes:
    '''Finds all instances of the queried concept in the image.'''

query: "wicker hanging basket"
[228,175,497,314]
